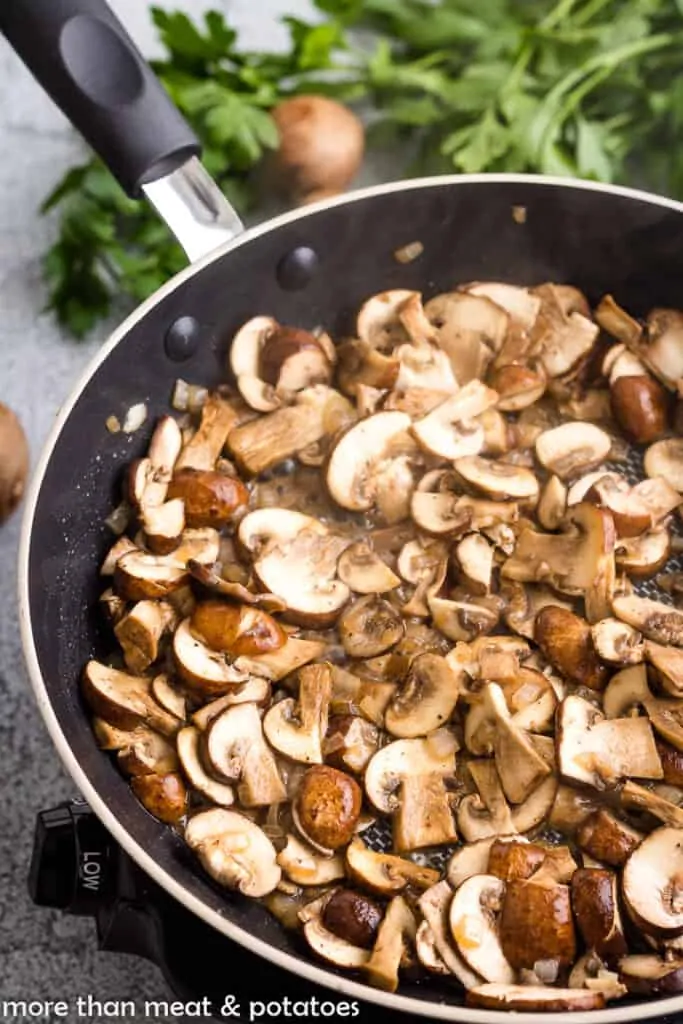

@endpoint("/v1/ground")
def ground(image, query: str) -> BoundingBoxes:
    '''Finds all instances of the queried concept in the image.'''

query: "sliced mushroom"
[448,874,515,984]
[591,617,643,665]
[394,342,459,393]
[415,921,451,976]
[263,663,332,764]
[336,339,399,395]
[233,636,327,682]
[424,291,508,384]
[114,599,176,674]
[204,702,287,806]
[621,780,683,828]
[323,714,380,774]
[479,683,552,805]
[487,839,545,882]
[321,888,383,949]
[642,696,683,753]
[618,954,683,995]
[303,912,372,970]
[276,834,345,886]
[100,536,138,576]
[190,600,285,657]
[616,529,671,579]
[114,551,189,602]
[394,772,458,852]
[81,661,181,737]
[187,561,286,612]
[548,785,600,835]
[142,499,186,555]
[641,309,683,390]
[569,952,627,1000]
[176,726,235,806]
[339,596,404,658]
[645,438,683,492]
[458,759,516,841]
[412,382,498,460]
[176,393,242,472]
[428,595,499,644]
[646,641,683,697]
[595,294,642,347]
[337,542,400,594]
[613,594,683,646]
[326,410,414,513]
[454,455,539,502]
[357,289,417,350]
[363,895,416,993]
[602,662,651,718]
[537,475,567,531]
[557,695,662,789]
[345,837,439,896]
[576,809,643,868]
[238,509,350,627]
[571,868,627,960]
[294,764,362,852]
[259,326,332,395]
[185,807,281,897]
[499,879,576,970]
[131,771,187,823]
[490,364,546,412]
[384,653,463,739]
[173,619,249,695]
[191,680,271,731]
[611,374,669,444]
[535,421,612,479]
[117,727,179,777]
[466,984,604,1012]
[167,469,247,529]
[419,881,484,988]
[534,606,608,690]
[501,581,573,640]
[623,826,683,937]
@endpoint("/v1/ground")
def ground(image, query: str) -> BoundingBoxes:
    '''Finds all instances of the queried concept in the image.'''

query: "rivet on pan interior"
[165,316,201,361]
[277,246,319,291]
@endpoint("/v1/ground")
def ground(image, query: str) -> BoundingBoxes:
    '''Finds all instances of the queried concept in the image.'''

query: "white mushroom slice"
[262,663,331,764]
[151,673,186,720]
[566,470,627,507]
[345,837,439,895]
[616,529,671,579]
[428,594,499,644]
[464,282,541,331]
[537,475,567,531]
[645,439,683,491]
[412,382,498,460]
[609,348,648,382]
[234,636,327,682]
[167,528,221,567]
[643,696,683,752]
[114,551,189,601]
[173,619,249,695]
[397,774,458,850]
[466,984,604,1011]
[230,315,278,378]
[205,701,286,806]
[364,895,416,992]
[557,695,662,789]
[643,309,683,389]
[618,954,683,995]
[397,292,439,347]
[176,394,242,472]
[623,826,683,937]
[449,875,515,984]
[591,618,644,665]
[384,653,463,739]
[303,917,372,969]
[143,499,186,555]
[339,596,404,658]
[326,411,413,512]
[419,882,484,989]
[481,683,552,805]
[453,455,538,502]
[447,838,499,889]
[646,642,683,697]
[595,294,642,347]
[364,732,458,813]
[415,921,451,975]
[239,508,350,627]
[535,422,612,480]
[394,343,459,393]
[236,375,281,413]
[621,781,683,828]
[537,311,600,379]
[356,289,417,350]
[191,680,271,730]
[277,834,345,886]
[185,808,281,897]
[603,663,652,718]
[117,727,179,777]
[512,775,559,833]
[458,760,516,841]
[424,292,508,384]
[114,600,176,675]
[454,534,494,595]
[613,594,683,646]
[176,726,235,806]
[82,661,181,737]
[337,542,400,594]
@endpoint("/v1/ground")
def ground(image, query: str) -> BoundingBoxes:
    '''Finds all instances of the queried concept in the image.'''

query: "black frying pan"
[5,1,683,1021]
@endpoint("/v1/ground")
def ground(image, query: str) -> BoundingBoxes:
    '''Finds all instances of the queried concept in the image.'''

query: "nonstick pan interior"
[20,176,683,1021]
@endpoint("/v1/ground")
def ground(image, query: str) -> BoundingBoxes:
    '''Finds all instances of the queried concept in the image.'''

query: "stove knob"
[28,800,113,916]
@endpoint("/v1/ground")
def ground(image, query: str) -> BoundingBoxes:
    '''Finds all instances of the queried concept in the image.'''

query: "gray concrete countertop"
[0,2,323,1019]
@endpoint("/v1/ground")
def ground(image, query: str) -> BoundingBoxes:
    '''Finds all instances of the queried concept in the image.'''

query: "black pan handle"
[0,0,200,197]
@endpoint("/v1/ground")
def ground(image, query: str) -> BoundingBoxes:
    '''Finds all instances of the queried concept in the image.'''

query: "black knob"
[29,800,113,916]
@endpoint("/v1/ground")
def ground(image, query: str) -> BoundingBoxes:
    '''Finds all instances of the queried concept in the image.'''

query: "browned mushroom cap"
[326,410,414,513]
[613,594,683,646]
[501,581,572,640]
[487,839,546,882]
[172,619,249,696]
[610,374,670,444]
[262,663,332,764]
[345,837,438,896]
[204,701,286,807]
[384,653,463,738]
[190,600,286,657]
[259,326,332,393]
[449,874,515,984]
[466,985,604,1012]
[238,508,350,627]
[499,878,576,973]
[571,868,628,960]
[535,421,612,480]
[167,469,248,529]
[294,765,362,852]
[576,808,643,867]
[534,606,608,690]
[412,381,498,460]
[337,542,400,594]
[339,596,404,658]
[619,955,683,995]
[185,807,281,897]
[623,827,683,938]
[557,694,662,789]
[131,771,187,823]
[82,661,181,737]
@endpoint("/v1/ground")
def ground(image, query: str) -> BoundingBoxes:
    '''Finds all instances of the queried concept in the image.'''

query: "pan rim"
[17,171,683,1022]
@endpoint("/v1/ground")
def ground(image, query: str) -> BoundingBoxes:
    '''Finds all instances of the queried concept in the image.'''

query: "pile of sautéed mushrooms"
[85,281,683,1009]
